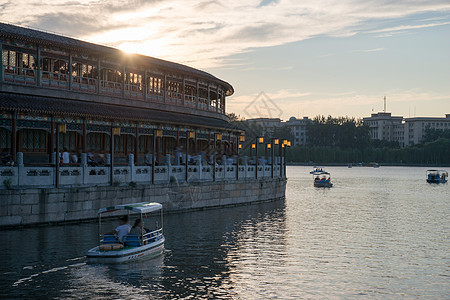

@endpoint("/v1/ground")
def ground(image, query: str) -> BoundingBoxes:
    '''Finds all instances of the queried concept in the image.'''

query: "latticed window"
[58,131,78,152]
[72,62,97,84]
[138,135,153,153]
[2,50,36,75]
[147,76,163,95]
[125,72,143,91]
[0,128,11,149]
[87,133,110,152]
[114,135,125,153]
[167,80,182,99]
[127,135,135,152]
[19,129,47,152]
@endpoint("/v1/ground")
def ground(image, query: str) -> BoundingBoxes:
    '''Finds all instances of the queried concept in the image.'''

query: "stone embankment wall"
[0,178,286,227]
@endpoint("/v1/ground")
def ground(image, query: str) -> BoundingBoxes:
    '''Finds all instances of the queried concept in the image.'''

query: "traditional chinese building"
[0,23,287,227]
[0,22,242,166]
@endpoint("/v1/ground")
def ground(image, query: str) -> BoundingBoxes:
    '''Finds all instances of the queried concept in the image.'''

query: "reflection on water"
[1,166,449,298]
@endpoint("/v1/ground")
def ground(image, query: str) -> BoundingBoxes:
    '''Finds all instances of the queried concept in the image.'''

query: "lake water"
[1,166,449,299]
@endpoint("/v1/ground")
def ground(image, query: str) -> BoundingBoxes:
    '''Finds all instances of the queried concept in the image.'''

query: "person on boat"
[106,215,131,244]
[131,218,148,244]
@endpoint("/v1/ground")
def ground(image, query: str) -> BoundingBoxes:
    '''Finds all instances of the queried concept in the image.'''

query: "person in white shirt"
[106,215,132,243]
[62,148,70,164]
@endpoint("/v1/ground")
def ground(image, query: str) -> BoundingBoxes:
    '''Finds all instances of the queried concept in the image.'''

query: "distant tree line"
[292,116,450,164]
[228,114,450,165]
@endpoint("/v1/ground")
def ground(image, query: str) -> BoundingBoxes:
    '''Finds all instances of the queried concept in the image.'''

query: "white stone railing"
[0,152,285,189]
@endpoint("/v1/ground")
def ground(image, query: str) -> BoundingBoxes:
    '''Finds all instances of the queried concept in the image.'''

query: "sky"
[1,0,449,121]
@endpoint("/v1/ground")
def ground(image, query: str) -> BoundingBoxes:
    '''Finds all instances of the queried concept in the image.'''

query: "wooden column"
[49,120,55,162]
[144,71,148,101]
[110,126,114,186]
[185,132,189,182]
[122,65,125,98]
[152,133,156,184]
[216,87,219,112]
[163,73,167,104]
[37,46,41,86]
[55,123,60,188]
[182,77,185,106]
[222,93,226,114]
[97,59,101,94]
[68,52,72,91]
[255,137,258,179]
[11,114,17,161]
[196,81,199,109]
[82,122,87,153]
[0,42,3,82]
[134,126,139,164]
[236,136,239,180]
[213,134,216,182]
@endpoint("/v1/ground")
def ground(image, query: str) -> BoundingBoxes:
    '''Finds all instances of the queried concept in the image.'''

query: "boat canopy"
[98,202,163,214]
[313,171,330,175]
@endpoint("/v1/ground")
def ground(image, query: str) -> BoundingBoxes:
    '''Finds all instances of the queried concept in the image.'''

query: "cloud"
[1,0,450,68]
[370,21,450,33]
[353,47,385,53]
[227,88,450,120]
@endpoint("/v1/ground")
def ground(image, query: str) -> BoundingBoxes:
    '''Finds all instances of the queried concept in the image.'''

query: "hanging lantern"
[274,138,279,145]
[258,137,264,143]
[267,143,271,149]
[251,143,256,149]
[156,129,163,137]
[238,144,242,149]
[113,127,121,136]
[287,141,291,147]
[239,135,245,142]
[216,133,222,141]
[189,131,196,139]
[58,124,67,134]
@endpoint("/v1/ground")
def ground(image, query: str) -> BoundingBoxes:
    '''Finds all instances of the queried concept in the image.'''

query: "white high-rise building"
[363,112,404,146]
[363,112,450,147]
[403,114,450,146]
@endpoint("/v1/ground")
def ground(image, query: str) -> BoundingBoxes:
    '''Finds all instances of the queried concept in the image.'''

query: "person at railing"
[87,152,97,166]
[144,151,153,166]
[95,151,106,165]
[0,149,14,166]
[71,151,79,164]
[174,146,182,166]
[131,218,149,245]
[62,148,70,164]
[257,156,265,166]
[105,215,131,244]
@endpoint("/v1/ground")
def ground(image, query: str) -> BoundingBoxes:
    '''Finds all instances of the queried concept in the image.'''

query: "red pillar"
[134,126,139,164]
[49,120,55,163]
[11,114,17,161]
[82,123,87,153]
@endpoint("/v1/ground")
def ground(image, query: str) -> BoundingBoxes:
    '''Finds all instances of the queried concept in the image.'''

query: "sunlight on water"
[1,166,449,298]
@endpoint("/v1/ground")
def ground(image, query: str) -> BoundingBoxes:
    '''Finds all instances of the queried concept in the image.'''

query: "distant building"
[246,118,282,136]
[246,116,311,146]
[284,117,311,146]
[363,112,450,147]
[363,112,404,146]
[403,114,450,146]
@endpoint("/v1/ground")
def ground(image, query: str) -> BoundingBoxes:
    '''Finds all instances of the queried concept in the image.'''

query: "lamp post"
[55,122,60,188]
[237,135,245,180]
[214,133,222,181]
[256,136,264,179]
